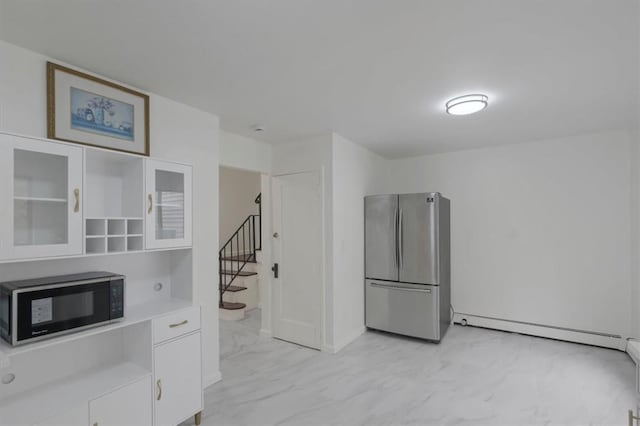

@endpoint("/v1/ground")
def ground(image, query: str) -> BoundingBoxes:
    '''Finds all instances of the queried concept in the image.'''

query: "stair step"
[220,270,257,277]
[221,301,246,310]
[220,253,256,263]
[225,285,247,292]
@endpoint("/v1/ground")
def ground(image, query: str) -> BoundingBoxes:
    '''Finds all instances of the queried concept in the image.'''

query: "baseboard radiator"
[452,312,624,350]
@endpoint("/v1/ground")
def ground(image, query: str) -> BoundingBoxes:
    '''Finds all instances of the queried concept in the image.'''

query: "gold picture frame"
[47,62,150,156]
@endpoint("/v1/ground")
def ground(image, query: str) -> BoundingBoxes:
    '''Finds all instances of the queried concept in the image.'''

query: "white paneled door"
[272,171,323,349]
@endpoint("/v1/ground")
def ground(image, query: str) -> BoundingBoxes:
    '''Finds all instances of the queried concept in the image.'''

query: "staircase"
[219,193,262,320]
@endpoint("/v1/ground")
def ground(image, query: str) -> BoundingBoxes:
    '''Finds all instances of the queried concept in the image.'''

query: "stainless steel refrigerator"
[365,192,450,341]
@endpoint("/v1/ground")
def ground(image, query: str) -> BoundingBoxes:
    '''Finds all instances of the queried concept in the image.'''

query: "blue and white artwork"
[70,87,134,141]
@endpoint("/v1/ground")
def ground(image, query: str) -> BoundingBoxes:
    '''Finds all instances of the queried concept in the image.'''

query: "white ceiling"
[1,0,637,158]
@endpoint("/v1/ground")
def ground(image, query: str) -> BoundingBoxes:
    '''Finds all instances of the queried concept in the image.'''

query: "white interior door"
[272,171,323,349]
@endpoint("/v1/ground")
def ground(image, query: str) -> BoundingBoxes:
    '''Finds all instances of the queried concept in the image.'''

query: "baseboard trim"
[627,340,640,365]
[323,326,366,354]
[453,312,625,350]
[259,328,272,337]
[204,371,222,388]
[321,345,335,353]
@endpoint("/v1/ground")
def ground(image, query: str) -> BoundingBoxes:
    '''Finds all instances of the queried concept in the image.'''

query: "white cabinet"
[33,404,87,426]
[154,332,202,426]
[145,159,192,250]
[0,133,83,260]
[89,376,152,426]
[0,132,195,261]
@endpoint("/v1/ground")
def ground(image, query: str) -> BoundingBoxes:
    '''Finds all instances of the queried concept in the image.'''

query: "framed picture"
[47,62,150,156]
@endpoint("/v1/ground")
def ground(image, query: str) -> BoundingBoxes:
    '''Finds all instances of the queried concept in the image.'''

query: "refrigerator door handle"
[398,208,403,269]
[370,282,432,293]
[394,207,399,269]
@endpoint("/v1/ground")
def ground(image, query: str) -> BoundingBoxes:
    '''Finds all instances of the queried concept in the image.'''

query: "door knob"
[273,232,279,238]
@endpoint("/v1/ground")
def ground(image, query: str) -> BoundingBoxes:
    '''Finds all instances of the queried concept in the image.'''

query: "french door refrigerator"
[365,192,450,341]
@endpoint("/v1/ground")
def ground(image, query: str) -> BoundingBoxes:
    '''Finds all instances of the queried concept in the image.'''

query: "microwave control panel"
[110,279,125,320]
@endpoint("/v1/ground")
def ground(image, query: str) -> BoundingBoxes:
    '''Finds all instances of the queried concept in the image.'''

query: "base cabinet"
[89,376,152,426]
[33,404,87,426]
[154,332,202,426]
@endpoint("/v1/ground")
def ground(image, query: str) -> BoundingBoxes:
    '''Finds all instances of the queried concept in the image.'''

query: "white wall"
[0,40,222,384]
[219,166,261,247]
[270,134,334,348]
[388,130,633,348]
[331,133,386,351]
[220,131,272,173]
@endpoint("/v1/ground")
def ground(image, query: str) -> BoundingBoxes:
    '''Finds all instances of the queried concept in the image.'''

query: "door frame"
[266,168,326,350]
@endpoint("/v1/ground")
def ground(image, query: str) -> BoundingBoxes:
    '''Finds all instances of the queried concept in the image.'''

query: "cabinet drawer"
[153,307,200,344]
[365,279,440,340]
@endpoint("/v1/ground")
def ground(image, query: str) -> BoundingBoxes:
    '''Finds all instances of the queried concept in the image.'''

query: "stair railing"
[219,193,262,308]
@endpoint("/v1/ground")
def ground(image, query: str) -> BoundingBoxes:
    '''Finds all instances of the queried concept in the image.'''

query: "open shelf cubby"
[107,236,126,253]
[85,218,144,254]
[127,236,143,252]
[86,218,106,236]
[127,219,143,236]
[85,149,143,219]
[86,236,106,254]
[107,219,126,236]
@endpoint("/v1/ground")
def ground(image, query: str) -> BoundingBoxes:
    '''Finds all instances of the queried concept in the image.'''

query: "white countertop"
[0,297,194,359]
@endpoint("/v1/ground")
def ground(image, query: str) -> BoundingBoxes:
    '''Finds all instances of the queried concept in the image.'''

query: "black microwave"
[0,271,125,346]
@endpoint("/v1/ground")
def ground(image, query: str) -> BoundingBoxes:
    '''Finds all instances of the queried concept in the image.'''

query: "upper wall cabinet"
[0,132,194,261]
[145,159,193,250]
[0,133,83,259]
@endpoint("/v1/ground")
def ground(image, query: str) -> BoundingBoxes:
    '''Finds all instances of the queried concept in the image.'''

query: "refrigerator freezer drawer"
[365,279,440,341]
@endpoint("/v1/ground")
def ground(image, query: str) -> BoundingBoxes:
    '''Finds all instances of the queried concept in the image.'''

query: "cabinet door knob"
[73,188,80,213]
[156,378,162,400]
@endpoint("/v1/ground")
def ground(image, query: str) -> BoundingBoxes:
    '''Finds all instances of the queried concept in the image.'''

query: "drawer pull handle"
[148,193,153,214]
[157,379,162,400]
[169,320,188,328]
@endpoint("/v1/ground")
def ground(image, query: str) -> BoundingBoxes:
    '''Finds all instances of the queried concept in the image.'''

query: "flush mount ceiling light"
[445,94,488,116]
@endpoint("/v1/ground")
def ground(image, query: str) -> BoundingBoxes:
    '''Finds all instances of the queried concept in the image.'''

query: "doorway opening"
[218,166,264,321]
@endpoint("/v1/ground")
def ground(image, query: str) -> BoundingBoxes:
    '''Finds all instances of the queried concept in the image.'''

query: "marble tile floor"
[187,309,636,426]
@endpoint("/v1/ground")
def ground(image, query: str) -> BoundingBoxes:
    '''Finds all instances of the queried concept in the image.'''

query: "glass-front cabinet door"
[0,134,83,260]
[145,159,192,249]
